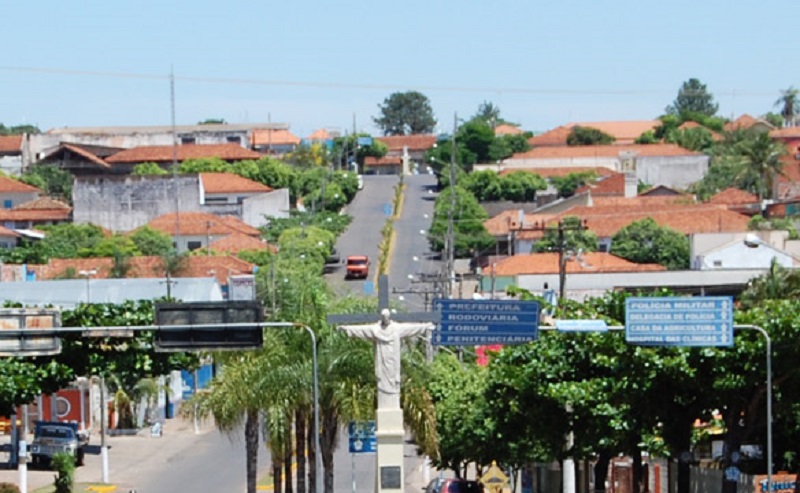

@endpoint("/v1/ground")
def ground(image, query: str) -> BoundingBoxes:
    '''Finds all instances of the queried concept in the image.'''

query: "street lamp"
[79,270,97,303]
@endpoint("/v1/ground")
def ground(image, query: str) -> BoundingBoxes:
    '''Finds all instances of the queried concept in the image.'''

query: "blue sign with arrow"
[625,296,733,347]
[433,299,541,346]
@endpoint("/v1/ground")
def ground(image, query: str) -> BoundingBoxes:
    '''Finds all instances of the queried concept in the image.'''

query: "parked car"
[30,421,89,467]
[424,478,484,493]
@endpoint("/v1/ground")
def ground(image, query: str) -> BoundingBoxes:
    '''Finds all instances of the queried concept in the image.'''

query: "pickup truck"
[345,255,370,279]
[30,421,89,466]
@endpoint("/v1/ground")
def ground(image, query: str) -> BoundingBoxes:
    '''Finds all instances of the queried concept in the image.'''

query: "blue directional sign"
[433,299,541,346]
[555,319,608,332]
[348,420,376,454]
[625,296,733,347]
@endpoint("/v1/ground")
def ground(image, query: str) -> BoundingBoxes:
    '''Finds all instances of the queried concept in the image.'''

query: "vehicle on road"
[345,255,370,279]
[30,421,89,467]
[424,477,484,493]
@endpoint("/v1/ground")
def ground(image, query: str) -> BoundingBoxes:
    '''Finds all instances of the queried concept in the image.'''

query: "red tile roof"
[364,156,402,167]
[0,209,71,222]
[724,114,774,132]
[307,129,336,141]
[0,176,40,193]
[510,144,701,160]
[38,255,255,286]
[486,252,665,276]
[39,143,112,169]
[529,121,660,146]
[14,197,72,210]
[575,173,625,196]
[106,144,261,164]
[494,124,524,136]
[770,127,800,139]
[200,173,272,194]
[250,129,301,147]
[0,136,22,154]
[145,212,261,237]
[209,233,277,254]
[498,166,616,178]
[708,188,760,205]
[376,135,437,152]
[0,226,20,237]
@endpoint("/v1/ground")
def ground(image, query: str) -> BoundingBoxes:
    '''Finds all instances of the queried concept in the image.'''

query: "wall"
[241,189,290,227]
[0,155,23,175]
[73,175,201,232]
[0,190,38,208]
[636,156,709,190]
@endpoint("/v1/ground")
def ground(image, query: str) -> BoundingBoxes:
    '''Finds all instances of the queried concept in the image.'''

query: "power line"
[0,65,778,98]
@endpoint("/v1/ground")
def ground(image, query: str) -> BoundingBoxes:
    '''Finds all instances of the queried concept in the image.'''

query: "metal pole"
[296,324,322,493]
[100,375,109,483]
[738,325,772,492]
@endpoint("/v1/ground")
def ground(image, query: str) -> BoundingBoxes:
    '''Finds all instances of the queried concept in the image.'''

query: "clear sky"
[2,0,797,138]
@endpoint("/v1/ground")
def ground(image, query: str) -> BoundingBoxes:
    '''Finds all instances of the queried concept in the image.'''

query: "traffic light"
[154,301,264,352]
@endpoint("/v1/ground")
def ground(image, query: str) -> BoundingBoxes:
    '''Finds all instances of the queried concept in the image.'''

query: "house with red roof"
[723,114,775,133]
[73,172,289,232]
[529,120,660,147]
[0,197,72,230]
[142,211,261,254]
[0,135,24,175]
[371,134,438,175]
[494,124,524,136]
[0,175,41,209]
[482,143,709,190]
[250,129,301,154]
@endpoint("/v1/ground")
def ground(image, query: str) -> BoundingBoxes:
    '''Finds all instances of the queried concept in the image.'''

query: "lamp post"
[79,269,97,303]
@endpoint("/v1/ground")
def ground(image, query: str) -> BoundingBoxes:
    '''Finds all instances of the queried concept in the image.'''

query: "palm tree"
[740,257,800,308]
[734,131,788,200]
[775,87,799,127]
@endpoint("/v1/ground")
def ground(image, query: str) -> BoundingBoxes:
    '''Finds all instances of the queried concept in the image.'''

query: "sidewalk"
[0,417,212,492]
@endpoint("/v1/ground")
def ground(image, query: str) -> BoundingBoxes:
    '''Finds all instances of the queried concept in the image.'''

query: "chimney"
[624,173,638,198]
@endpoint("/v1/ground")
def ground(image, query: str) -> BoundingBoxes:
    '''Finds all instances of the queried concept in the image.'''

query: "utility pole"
[443,113,458,299]
[170,67,181,251]
[520,219,587,301]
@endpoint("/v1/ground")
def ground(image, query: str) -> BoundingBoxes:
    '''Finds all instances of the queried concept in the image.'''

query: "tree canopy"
[666,78,719,117]
[610,218,690,270]
[566,126,615,146]
[774,87,798,128]
[428,186,494,257]
[373,91,436,136]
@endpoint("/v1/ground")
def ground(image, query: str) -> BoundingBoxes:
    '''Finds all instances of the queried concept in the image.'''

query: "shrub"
[0,482,20,493]
[51,451,75,493]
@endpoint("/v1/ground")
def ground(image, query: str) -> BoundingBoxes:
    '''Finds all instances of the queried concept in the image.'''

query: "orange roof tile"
[145,212,261,237]
[0,135,22,154]
[770,127,800,139]
[0,176,40,193]
[529,121,660,146]
[0,209,71,222]
[575,173,625,196]
[707,188,760,206]
[498,166,615,178]
[307,128,337,141]
[510,144,701,160]
[14,197,70,210]
[494,124,524,136]
[39,255,255,285]
[210,233,277,254]
[250,129,301,147]
[484,210,524,236]
[376,135,437,152]
[39,143,112,169]
[487,252,665,276]
[724,114,774,132]
[200,173,272,194]
[106,144,261,164]
[364,156,402,167]
[0,225,20,237]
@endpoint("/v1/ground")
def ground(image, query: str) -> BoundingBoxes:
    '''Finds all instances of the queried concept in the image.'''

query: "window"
[187,241,202,251]
[227,136,241,144]
[181,136,196,145]
[713,260,722,267]
[3,200,11,209]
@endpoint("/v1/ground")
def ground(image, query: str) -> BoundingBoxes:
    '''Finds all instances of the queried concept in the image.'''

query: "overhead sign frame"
[0,308,62,356]
[154,301,265,352]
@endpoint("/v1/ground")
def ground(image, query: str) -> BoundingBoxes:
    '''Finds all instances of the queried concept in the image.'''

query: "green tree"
[198,118,226,125]
[471,101,503,128]
[734,131,787,200]
[666,78,719,117]
[497,171,547,202]
[373,91,436,135]
[488,133,531,162]
[566,126,615,146]
[129,226,176,256]
[330,134,388,173]
[665,126,715,152]
[37,223,106,260]
[132,162,168,175]
[19,165,74,203]
[260,211,351,244]
[0,124,40,135]
[532,216,598,253]
[459,170,501,201]
[774,86,799,127]
[78,235,140,258]
[610,218,690,270]
[748,215,799,239]
[178,157,230,173]
[763,112,784,128]
[549,171,598,198]
[456,120,496,167]
[428,186,494,257]
[634,130,658,144]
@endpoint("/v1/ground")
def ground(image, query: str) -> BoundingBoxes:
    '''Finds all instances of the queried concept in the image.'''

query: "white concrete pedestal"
[376,407,405,493]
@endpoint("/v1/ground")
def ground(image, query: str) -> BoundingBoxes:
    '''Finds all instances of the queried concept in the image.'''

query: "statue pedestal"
[376,407,405,493]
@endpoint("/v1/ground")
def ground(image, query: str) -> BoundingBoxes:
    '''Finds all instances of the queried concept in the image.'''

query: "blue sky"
[2,0,796,137]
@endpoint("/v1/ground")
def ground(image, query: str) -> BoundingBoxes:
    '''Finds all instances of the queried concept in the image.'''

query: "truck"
[30,421,89,466]
[345,255,370,279]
